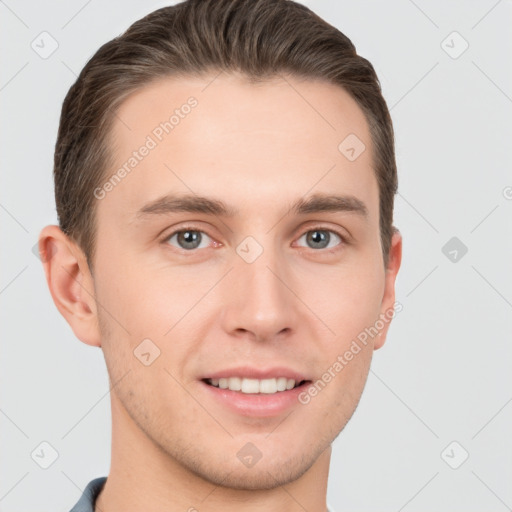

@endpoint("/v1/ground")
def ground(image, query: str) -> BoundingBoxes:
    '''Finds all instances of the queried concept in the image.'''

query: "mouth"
[202,376,309,394]
[199,368,312,417]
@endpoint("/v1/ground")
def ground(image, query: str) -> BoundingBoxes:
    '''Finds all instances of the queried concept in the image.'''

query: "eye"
[164,229,213,251]
[162,226,346,253]
[296,228,344,251]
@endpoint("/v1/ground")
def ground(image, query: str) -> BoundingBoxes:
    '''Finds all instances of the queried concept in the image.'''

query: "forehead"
[100,73,378,223]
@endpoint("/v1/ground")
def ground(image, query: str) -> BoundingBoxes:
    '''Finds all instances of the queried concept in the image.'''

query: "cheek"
[95,265,209,384]
[319,261,385,346]
[94,261,179,335]
[304,256,383,416]
[302,262,383,417]
[296,341,373,445]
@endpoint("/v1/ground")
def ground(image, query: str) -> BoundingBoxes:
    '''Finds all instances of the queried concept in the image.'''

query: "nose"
[219,241,300,343]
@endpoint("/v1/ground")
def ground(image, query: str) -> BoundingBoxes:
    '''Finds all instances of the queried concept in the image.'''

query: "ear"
[374,228,402,350]
[38,225,101,347]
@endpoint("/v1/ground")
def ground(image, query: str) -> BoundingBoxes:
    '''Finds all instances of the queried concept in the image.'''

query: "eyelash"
[161,225,348,253]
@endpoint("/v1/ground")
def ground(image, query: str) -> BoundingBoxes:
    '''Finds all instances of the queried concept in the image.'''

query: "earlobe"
[374,229,403,350]
[38,225,101,348]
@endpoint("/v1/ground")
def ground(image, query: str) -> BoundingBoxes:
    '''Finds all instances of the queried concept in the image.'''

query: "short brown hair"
[54,0,398,272]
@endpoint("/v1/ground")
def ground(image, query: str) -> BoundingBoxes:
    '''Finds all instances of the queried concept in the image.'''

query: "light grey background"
[1,1,511,511]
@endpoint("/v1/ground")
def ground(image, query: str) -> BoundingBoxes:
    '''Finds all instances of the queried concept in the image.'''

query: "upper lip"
[202,366,311,382]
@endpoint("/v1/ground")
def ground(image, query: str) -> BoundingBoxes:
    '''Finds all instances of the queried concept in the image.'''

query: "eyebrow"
[134,192,368,221]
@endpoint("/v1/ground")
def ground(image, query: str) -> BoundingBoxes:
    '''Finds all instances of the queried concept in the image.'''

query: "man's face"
[92,73,400,489]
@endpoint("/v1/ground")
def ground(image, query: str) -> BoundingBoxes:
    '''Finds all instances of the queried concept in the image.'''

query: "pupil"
[308,230,328,249]
[179,230,200,249]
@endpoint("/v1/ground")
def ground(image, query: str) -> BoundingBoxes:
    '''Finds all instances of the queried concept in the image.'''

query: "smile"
[204,377,306,394]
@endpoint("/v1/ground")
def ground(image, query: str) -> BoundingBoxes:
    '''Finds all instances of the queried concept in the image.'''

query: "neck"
[95,393,331,512]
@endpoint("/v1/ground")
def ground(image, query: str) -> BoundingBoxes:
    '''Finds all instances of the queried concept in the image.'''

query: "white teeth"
[229,376,242,391]
[276,377,287,392]
[207,377,301,394]
[241,378,260,393]
[259,378,277,394]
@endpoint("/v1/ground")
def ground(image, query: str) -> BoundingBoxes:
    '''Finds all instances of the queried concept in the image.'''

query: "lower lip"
[200,380,310,417]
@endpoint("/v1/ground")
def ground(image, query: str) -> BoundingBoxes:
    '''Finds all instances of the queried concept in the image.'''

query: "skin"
[39,72,402,512]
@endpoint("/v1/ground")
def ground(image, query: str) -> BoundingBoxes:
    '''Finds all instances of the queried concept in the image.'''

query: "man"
[39,0,402,510]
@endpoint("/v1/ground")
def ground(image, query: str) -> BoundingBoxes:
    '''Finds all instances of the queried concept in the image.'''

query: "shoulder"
[68,476,107,512]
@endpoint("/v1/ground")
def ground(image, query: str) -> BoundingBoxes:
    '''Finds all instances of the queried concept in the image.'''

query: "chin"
[170,427,337,492]
[189,452,318,491]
